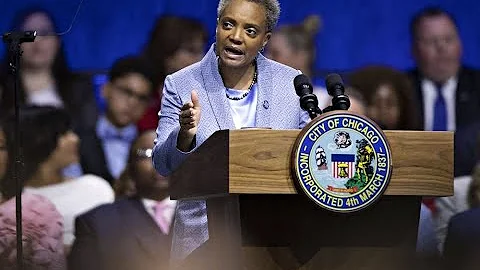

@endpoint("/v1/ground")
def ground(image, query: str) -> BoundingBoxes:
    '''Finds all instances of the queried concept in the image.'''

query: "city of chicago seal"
[292,112,392,213]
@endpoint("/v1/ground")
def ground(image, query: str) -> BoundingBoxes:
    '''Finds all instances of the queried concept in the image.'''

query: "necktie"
[432,85,447,131]
[154,202,170,235]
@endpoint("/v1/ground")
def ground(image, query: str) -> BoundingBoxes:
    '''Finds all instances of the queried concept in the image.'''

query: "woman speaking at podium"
[152,0,310,267]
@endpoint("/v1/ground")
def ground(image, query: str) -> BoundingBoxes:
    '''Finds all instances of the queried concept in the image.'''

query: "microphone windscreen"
[325,73,343,89]
[293,74,313,96]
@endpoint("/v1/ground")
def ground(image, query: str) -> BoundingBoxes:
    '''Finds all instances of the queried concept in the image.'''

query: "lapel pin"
[263,100,269,109]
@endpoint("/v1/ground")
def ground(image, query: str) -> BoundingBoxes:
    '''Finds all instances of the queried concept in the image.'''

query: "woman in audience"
[0,121,66,269]
[265,15,332,106]
[1,106,114,248]
[348,65,422,130]
[0,7,98,132]
[137,15,208,132]
[266,15,321,81]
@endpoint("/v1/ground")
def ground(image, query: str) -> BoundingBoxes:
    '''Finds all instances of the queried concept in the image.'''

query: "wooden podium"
[170,129,453,270]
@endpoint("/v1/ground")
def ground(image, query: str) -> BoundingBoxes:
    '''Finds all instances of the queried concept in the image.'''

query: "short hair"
[1,106,71,199]
[108,55,155,93]
[410,6,458,40]
[217,0,281,32]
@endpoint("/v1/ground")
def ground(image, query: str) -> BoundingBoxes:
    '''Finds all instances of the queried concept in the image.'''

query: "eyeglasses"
[136,148,153,159]
[112,84,151,105]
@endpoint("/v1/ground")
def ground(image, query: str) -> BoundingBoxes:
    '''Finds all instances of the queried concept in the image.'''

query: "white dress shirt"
[421,77,457,131]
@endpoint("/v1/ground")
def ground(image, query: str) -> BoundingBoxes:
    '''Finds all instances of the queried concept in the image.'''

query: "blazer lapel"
[93,134,115,184]
[201,44,235,130]
[455,68,471,114]
[124,198,167,258]
[254,54,272,128]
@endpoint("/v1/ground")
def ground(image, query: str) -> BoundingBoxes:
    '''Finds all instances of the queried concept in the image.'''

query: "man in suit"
[443,163,480,270]
[409,6,480,133]
[408,7,480,179]
[79,56,155,185]
[68,130,176,270]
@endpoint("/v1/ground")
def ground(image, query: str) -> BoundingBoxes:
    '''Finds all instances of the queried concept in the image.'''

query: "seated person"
[0,123,66,269]
[137,15,207,132]
[348,65,422,130]
[0,7,98,132]
[443,163,480,270]
[69,130,175,270]
[2,106,114,247]
[79,56,155,185]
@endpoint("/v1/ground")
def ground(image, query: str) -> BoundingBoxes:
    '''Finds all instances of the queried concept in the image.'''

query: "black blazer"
[454,121,480,177]
[443,208,480,270]
[68,197,173,270]
[79,128,115,185]
[408,66,480,130]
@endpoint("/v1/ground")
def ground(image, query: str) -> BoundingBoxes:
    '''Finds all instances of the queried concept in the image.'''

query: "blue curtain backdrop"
[1,0,478,73]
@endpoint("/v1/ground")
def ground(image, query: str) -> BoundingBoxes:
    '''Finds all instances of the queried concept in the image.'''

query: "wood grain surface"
[228,129,453,196]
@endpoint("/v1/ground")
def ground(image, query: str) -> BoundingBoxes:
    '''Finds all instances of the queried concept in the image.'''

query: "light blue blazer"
[152,44,310,261]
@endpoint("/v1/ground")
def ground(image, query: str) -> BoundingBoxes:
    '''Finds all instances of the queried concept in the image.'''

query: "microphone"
[324,73,350,111]
[2,0,85,44]
[294,74,322,120]
[1,2,85,269]
[2,31,36,44]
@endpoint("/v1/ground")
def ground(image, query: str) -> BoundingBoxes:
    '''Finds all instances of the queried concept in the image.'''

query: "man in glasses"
[69,130,175,270]
[79,56,155,186]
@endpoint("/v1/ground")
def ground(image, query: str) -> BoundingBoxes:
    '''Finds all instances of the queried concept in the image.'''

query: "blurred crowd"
[0,4,479,270]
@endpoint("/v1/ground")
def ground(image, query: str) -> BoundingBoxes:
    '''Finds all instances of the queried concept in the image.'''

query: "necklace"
[225,66,257,101]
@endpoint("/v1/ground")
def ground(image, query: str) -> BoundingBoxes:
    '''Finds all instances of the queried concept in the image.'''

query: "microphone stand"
[2,30,36,270]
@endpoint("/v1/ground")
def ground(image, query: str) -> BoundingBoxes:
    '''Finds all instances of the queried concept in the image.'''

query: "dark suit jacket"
[408,66,480,131]
[68,198,172,270]
[79,128,115,185]
[443,208,480,270]
[409,67,480,177]
[454,121,480,177]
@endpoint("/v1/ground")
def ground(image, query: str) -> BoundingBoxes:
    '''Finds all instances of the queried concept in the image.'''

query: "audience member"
[266,15,321,80]
[69,130,175,270]
[0,7,98,132]
[443,163,480,270]
[1,106,114,247]
[343,86,367,115]
[454,121,480,177]
[409,6,480,132]
[0,122,66,269]
[114,170,137,199]
[265,15,331,107]
[137,15,208,132]
[348,65,422,130]
[79,56,155,185]
[435,126,480,253]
